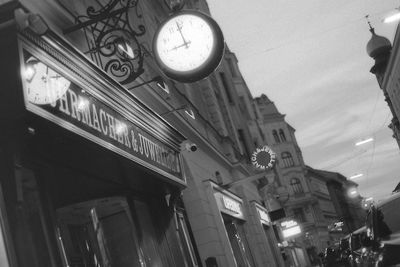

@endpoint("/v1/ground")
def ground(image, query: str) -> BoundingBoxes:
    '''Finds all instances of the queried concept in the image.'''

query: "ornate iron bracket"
[62,0,147,85]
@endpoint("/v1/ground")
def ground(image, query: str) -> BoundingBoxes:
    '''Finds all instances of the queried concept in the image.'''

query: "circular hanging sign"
[251,146,276,170]
[152,10,225,83]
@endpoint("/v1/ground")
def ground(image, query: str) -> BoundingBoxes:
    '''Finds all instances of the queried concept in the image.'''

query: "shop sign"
[222,196,241,214]
[214,190,244,219]
[257,207,271,225]
[281,220,301,238]
[22,54,183,182]
[251,146,276,170]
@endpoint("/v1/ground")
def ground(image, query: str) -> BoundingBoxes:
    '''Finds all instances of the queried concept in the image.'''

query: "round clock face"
[24,57,71,105]
[153,11,224,83]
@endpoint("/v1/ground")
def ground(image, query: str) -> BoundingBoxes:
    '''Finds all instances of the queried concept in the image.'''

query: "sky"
[206,0,400,201]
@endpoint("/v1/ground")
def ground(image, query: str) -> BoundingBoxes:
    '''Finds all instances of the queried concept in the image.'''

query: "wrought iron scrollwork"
[63,0,147,85]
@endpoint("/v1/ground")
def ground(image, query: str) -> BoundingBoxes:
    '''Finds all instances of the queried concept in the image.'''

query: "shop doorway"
[222,215,255,267]
[56,197,144,267]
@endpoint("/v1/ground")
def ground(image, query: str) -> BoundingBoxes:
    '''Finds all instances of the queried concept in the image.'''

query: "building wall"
[379,24,400,148]
[0,0,288,267]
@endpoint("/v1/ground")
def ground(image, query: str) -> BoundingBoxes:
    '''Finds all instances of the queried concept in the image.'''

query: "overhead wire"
[235,8,394,59]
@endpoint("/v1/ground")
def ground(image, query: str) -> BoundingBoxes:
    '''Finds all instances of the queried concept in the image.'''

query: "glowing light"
[116,122,127,135]
[77,98,89,111]
[282,226,301,238]
[383,10,400,23]
[349,174,363,180]
[355,138,373,146]
[365,197,373,202]
[23,65,36,81]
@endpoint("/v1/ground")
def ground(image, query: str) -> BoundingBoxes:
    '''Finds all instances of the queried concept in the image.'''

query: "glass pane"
[224,219,254,267]
[13,168,54,267]
[132,200,164,266]
[177,212,198,267]
[56,197,142,267]
[0,186,10,267]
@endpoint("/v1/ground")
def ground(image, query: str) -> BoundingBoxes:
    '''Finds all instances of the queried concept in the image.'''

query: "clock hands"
[175,21,191,49]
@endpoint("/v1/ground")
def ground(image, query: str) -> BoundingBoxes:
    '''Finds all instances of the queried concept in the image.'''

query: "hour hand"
[169,41,192,51]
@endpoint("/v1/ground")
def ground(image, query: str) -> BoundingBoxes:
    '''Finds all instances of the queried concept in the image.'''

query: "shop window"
[282,152,294,168]
[56,197,144,267]
[223,217,255,267]
[290,178,304,196]
[279,129,287,142]
[219,72,233,103]
[0,186,11,267]
[11,168,56,267]
[238,129,251,161]
[132,199,188,267]
[176,211,199,267]
[273,130,280,143]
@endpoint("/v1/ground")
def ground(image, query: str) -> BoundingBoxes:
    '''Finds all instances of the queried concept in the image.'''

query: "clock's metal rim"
[152,10,225,83]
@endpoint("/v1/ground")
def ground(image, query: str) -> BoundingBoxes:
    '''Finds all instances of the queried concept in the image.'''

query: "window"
[293,208,306,223]
[227,58,238,77]
[290,178,304,196]
[279,129,287,142]
[282,152,294,167]
[273,130,280,143]
[57,197,144,266]
[219,73,233,103]
[238,129,251,161]
[176,212,199,267]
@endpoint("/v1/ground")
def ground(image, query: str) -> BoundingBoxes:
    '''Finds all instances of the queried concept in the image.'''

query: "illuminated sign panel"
[257,207,271,225]
[281,220,301,238]
[222,196,241,214]
[281,220,297,228]
[282,226,301,238]
[213,189,244,220]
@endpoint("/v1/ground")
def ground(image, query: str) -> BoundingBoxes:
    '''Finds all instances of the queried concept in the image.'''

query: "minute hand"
[176,21,190,48]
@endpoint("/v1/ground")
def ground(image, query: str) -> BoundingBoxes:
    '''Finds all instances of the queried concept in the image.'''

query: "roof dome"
[367,29,392,58]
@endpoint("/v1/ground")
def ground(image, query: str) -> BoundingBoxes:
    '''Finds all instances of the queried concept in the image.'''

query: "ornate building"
[367,25,400,148]
[0,0,285,266]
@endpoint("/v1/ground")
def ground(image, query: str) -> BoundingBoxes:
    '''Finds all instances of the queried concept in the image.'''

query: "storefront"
[279,220,309,267]
[254,202,284,266]
[0,14,199,267]
[212,183,255,267]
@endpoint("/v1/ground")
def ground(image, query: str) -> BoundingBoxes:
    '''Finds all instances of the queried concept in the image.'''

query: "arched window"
[279,129,286,142]
[281,152,294,167]
[273,130,280,143]
[290,178,304,196]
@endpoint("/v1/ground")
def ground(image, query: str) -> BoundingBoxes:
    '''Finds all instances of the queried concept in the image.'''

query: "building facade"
[253,95,365,265]
[0,0,286,267]
[254,95,319,266]
[367,25,400,148]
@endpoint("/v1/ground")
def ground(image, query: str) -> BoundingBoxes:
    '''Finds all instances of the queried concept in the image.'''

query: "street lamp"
[347,187,359,198]
[355,138,373,146]
[383,8,400,23]
[349,173,363,180]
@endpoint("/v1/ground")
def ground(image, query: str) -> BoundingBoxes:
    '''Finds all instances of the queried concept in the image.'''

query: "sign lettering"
[23,55,182,181]
[222,196,242,214]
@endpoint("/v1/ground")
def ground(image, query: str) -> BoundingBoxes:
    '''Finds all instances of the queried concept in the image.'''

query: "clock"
[23,57,71,105]
[153,10,225,83]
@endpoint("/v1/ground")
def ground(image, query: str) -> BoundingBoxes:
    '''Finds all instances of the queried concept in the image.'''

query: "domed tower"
[366,27,392,86]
